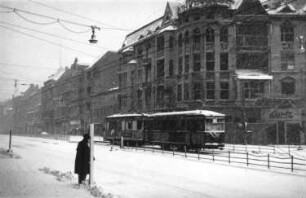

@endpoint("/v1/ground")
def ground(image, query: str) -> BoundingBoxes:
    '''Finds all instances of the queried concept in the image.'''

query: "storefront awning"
[235,70,273,80]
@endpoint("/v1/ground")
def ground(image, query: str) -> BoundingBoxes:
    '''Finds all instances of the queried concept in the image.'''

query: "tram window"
[132,121,137,130]
[127,120,132,130]
[137,121,142,130]
[206,119,213,123]
[121,121,125,130]
[217,118,225,123]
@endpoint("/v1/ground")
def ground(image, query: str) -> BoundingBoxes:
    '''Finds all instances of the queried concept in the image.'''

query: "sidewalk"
[0,148,93,198]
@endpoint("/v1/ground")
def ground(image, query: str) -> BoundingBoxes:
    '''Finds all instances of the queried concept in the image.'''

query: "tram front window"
[205,118,224,131]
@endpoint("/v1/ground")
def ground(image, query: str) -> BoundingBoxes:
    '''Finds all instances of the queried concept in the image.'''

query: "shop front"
[262,101,304,145]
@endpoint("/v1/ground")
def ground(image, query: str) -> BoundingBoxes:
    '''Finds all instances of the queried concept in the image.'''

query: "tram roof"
[151,110,225,117]
[107,113,149,118]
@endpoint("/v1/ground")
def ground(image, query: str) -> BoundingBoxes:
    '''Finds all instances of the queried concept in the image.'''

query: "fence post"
[212,150,215,162]
[173,147,175,156]
[197,149,200,160]
[184,146,187,158]
[267,154,270,169]
[7,130,13,153]
[228,151,231,164]
[288,145,291,156]
[246,152,249,166]
[291,155,294,172]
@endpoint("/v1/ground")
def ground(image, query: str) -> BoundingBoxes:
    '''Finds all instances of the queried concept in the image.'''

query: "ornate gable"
[236,0,267,15]
[162,3,174,25]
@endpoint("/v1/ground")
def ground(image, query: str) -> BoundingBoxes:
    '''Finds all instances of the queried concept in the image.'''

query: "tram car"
[146,110,225,150]
[105,110,225,150]
[104,113,148,146]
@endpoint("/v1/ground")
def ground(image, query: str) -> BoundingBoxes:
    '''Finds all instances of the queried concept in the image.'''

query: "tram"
[105,110,225,150]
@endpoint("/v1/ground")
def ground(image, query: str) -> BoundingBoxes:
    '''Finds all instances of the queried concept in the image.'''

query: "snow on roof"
[107,113,150,118]
[235,70,273,80]
[47,67,65,81]
[151,110,225,117]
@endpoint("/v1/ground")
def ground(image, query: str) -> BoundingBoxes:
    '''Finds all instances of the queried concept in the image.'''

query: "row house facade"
[41,52,119,136]
[118,0,306,145]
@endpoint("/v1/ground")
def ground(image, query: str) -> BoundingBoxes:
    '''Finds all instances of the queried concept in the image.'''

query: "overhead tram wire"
[0,62,57,71]
[0,24,99,58]
[0,4,98,32]
[26,0,133,32]
[0,21,108,50]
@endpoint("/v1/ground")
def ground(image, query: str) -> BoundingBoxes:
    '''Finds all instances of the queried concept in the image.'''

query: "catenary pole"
[89,124,95,186]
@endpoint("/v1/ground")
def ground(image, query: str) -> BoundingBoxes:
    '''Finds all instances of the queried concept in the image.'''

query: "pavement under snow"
[0,134,305,198]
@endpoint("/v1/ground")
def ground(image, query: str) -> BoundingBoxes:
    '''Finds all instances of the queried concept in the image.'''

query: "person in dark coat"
[74,133,90,185]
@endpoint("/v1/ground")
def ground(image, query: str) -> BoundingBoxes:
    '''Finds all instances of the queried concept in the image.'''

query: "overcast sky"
[0,0,172,102]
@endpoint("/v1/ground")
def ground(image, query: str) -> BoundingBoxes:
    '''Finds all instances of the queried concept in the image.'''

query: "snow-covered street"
[0,134,305,198]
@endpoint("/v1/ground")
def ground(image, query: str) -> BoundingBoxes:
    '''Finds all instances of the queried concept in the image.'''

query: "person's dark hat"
[83,133,90,140]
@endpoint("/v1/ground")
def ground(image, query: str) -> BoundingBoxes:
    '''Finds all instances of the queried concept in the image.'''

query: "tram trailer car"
[145,110,225,150]
[105,113,148,146]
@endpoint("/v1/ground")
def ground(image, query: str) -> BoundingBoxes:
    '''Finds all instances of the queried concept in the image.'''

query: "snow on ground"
[0,134,305,198]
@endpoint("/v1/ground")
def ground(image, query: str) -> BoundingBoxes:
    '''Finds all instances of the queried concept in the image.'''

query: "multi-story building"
[41,52,120,135]
[118,0,306,145]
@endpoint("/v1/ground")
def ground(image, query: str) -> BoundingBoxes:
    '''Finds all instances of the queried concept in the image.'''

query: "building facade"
[118,0,306,144]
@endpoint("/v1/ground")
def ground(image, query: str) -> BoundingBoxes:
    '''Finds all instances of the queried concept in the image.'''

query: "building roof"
[152,110,225,117]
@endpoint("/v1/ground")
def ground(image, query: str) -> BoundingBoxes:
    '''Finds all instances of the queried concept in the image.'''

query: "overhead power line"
[26,0,133,32]
[0,21,108,50]
[0,24,99,58]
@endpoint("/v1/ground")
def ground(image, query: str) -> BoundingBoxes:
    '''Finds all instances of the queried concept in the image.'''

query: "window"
[281,22,294,42]
[157,36,164,52]
[178,57,183,74]
[184,55,189,73]
[193,28,201,50]
[138,70,142,84]
[281,78,295,95]
[184,83,189,100]
[281,51,294,71]
[177,84,182,101]
[220,28,228,42]
[237,53,268,70]
[220,53,228,70]
[178,34,183,48]
[220,82,229,99]
[237,24,268,48]
[206,82,215,99]
[244,81,264,99]
[169,36,174,49]
[193,83,201,100]
[145,88,151,107]
[193,54,201,72]
[206,52,214,71]
[206,28,214,43]
[145,64,151,82]
[157,59,164,78]
[169,60,174,76]
[185,31,190,54]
